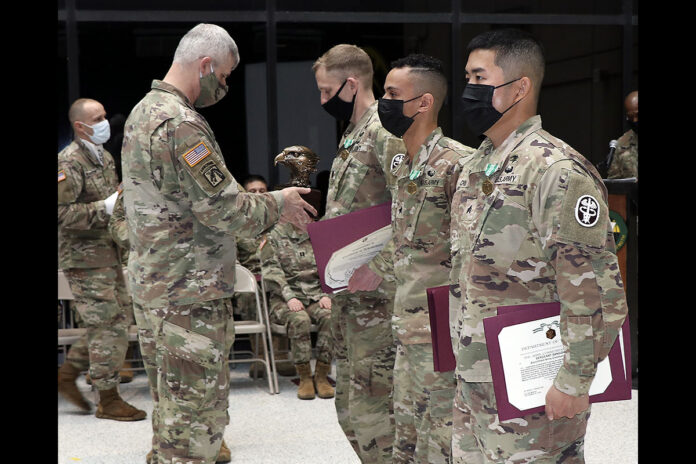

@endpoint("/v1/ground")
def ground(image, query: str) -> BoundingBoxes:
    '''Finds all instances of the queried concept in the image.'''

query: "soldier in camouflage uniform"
[57,98,146,421]
[450,29,629,463]
[121,24,316,464]
[258,221,334,400]
[372,54,475,464]
[607,90,638,179]
[313,44,405,463]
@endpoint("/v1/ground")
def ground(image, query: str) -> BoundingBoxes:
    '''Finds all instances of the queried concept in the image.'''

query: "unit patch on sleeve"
[574,195,600,227]
[182,142,211,167]
[199,160,226,187]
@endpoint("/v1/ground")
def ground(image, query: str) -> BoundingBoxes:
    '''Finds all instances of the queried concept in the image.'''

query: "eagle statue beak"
[274,152,285,166]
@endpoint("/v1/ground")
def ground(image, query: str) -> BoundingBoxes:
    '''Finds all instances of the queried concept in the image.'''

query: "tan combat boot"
[313,361,335,399]
[58,362,91,411]
[95,387,147,421]
[273,334,297,377]
[295,362,316,400]
[216,439,231,463]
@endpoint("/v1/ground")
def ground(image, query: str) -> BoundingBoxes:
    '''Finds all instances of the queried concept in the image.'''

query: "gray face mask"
[194,63,228,108]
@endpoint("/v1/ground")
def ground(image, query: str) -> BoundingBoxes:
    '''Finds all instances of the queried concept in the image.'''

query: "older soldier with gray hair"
[450,28,628,463]
[58,97,146,422]
[121,23,316,464]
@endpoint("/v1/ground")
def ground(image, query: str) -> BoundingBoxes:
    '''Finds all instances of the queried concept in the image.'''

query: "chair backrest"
[234,264,258,294]
[58,270,74,300]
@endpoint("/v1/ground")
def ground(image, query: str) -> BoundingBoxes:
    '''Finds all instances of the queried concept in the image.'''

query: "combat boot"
[295,362,316,400]
[95,387,147,421]
[216,439,231,463]
[147,439,230,463]
[273,334,297,377]
[313,360,335,399]
[58,362,91,411]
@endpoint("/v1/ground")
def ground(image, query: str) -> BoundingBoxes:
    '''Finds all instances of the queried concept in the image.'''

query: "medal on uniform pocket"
[482,163,497,195]
[407,181,418,195]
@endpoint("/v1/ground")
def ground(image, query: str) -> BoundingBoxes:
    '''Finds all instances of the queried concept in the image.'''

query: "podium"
[603,177,638,387]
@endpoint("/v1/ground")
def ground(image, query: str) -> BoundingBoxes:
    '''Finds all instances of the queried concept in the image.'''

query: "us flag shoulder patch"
[182,142,211,167]
[58,170,66,183]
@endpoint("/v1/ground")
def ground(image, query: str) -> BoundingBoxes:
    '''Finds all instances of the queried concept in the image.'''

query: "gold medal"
[407,181,418,195]
[339,149,349,160]
[482,179,493,195]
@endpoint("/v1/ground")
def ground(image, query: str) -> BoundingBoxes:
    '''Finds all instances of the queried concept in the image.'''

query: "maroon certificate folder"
[484,302,632,421]
[426,285,456,372]
[307,202,391,293]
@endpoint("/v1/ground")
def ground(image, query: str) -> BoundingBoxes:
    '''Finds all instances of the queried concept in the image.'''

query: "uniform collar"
[473,115,542,175]
[151,79,193,108]
[344,100,378,138]
[76,138,104,167]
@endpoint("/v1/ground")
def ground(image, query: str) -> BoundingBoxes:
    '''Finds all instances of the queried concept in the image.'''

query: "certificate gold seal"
[407,181,418,195]
[482,179,493,195]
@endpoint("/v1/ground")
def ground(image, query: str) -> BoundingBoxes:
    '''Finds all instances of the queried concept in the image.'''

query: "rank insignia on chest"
[182,141,211,167]
[407,181,418,195]
[58,170,66,183]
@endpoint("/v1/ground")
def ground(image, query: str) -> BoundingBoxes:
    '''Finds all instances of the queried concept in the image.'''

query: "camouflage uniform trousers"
[133,298,236,464]
[392,341,455,464]
[452,381,590,464]
[332,290,396,464]
[62,265,131,391]
[232,292,257,321]
[269,299,332,365]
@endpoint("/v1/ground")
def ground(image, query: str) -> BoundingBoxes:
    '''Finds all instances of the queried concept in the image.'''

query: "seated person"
[258,219,334,400]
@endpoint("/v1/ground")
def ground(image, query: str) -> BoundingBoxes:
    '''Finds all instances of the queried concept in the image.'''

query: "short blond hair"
[312,44,373,89]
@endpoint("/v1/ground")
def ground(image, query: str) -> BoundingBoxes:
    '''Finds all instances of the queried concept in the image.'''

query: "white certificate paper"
[498,315,620,411]
[324,225,392,290]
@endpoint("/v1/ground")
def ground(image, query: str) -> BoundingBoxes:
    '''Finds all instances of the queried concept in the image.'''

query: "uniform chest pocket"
[83,168,107,200]
[471,189,529,272]
[410,185,450,243]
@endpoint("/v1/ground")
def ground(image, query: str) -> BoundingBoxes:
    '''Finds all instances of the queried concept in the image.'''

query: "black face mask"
[460,77,522,136]
[377,95,423,138]
[322,79,356,121]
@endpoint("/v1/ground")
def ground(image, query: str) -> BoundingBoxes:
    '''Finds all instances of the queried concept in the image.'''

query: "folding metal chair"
[229,264,278,394]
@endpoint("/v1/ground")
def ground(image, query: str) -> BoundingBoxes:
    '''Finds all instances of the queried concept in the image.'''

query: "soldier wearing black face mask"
[312,44,405,464]
[608,90,638,179]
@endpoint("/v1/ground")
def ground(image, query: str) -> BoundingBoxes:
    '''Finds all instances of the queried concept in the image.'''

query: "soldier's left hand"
[319,296,332,309]
[347,264,383,293]
[545,385,589,420]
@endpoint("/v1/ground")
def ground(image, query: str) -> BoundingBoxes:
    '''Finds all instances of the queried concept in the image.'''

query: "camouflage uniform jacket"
[259,221,326,306]
[108,182,130,265]
[58,140,120,269]
[121,79,285,308]
[449,115,628,397]
[391,128,474,344]
[236,236,263,275]
[324,101,406,284]
[607,129,638,179]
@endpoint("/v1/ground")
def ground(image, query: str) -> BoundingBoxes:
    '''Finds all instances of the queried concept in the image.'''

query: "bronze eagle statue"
[274,145,320,188]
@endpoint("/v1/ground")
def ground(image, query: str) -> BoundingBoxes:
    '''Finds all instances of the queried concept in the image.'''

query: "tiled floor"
[58,362,638,464]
